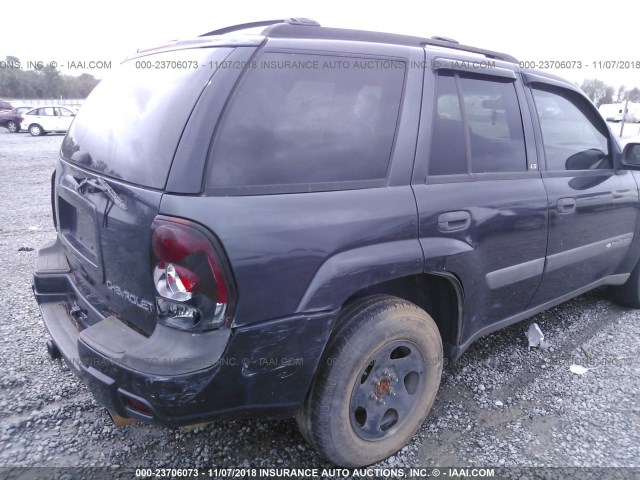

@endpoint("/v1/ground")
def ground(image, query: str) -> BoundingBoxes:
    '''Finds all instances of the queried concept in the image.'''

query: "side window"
[209,53,405,191]
[429,71,526,176]
[459,76,526,173]
[532,87,611,171]
[429,72,466,176]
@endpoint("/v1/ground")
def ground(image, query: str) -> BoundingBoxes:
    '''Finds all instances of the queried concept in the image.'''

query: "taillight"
[150,216,236,331]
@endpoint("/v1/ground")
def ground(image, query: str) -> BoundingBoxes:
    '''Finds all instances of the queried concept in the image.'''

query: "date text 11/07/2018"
[519,60,640,69]
[135,467,497,478]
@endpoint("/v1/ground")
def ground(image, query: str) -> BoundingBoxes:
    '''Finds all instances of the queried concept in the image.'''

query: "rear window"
[61,48,233,189]
[208,52,405,194]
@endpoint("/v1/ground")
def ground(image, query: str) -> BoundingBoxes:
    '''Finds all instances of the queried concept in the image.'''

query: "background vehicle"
[600,102,640,122]
[0,106,33,132]
[0,100,14,112]
[32,19,640,467]
[20,106,76,136]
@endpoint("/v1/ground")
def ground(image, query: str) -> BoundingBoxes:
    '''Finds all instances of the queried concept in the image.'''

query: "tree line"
[0,56,99,100]
[1,55,639,107]
[579,79,639,106]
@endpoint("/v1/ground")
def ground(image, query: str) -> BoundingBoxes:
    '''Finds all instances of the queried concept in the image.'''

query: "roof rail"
[422,37,517,63]
[262,23,518,63]
[200,18,320,37]
[430,35,459,44]
[200,19,517,63]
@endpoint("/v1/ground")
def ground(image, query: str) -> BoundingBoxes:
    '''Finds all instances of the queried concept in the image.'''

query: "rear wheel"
[7,121,19,133]
[29,124,44,136]
[296,295,443,467]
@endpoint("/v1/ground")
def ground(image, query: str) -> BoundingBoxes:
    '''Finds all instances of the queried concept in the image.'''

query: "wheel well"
[344,273,462,347]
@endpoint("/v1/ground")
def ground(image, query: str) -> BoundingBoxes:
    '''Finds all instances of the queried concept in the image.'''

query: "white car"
[20,106,77,136]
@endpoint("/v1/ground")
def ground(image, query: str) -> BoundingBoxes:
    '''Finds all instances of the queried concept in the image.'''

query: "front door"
[526,79,639,306]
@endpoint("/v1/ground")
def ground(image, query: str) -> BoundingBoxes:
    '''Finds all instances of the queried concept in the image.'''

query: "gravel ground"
[0,129,639,478]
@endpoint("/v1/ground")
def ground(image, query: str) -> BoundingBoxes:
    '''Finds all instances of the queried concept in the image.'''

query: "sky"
[2,0,640,91]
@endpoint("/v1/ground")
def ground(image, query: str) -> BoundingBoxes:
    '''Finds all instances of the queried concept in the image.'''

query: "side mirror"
[621,143,640,170]
[565,148,606,170]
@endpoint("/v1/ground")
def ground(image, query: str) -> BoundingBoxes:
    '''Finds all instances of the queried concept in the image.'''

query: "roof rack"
[200,19,518,63]
[430,35,459,44]
[200,18,319,37]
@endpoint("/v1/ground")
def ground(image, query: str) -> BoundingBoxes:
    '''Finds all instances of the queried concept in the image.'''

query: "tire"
[611,260,640,308]
[297,295,443,467]
[29,124,44,136]
[7,121,19,133]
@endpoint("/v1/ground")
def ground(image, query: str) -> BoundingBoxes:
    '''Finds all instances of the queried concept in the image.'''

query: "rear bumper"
[33,238,336,426]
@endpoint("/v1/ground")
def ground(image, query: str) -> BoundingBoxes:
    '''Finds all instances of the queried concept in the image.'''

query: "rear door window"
[208,52,406,193]
[429,71,526,176]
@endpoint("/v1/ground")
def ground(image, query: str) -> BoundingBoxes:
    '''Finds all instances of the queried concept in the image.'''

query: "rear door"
[28,107,56,130]
[55,107,75,131]
[414,58,548,345]
[524,76,639,305]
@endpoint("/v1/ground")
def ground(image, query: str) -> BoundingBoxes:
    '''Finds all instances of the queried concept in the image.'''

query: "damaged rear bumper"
[33,239,336,426]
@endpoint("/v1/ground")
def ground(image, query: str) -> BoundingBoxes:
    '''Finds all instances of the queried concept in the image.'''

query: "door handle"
[438,211,471,233]
[557,197,576,214]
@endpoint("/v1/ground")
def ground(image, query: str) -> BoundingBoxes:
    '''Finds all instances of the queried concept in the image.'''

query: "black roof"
[200,18,518,64]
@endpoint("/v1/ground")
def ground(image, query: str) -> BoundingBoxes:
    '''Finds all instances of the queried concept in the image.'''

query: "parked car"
[32,18,640,468]
[0,106,33,132]
[0,100,14,112]
[20,106,76,136]
[600,102,640,123]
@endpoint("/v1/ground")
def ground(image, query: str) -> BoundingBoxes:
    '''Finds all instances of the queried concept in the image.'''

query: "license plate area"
[58,192,100,268]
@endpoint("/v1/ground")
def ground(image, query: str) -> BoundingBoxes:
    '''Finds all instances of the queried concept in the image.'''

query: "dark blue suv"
[33,18,640,467]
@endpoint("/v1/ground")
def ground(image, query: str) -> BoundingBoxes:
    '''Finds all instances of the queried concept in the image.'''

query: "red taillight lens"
[150,217,236,331]
[152,224,207,262]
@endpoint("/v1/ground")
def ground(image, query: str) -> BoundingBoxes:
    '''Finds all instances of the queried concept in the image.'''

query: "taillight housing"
[150,216,236,331]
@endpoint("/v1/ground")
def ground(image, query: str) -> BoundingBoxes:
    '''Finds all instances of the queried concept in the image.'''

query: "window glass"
[532,87,611,170]
[429,72,466,176]
[62,48,229,189]
[429,72,526,176]
[209,53,405,190]
[459,76,526,173]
